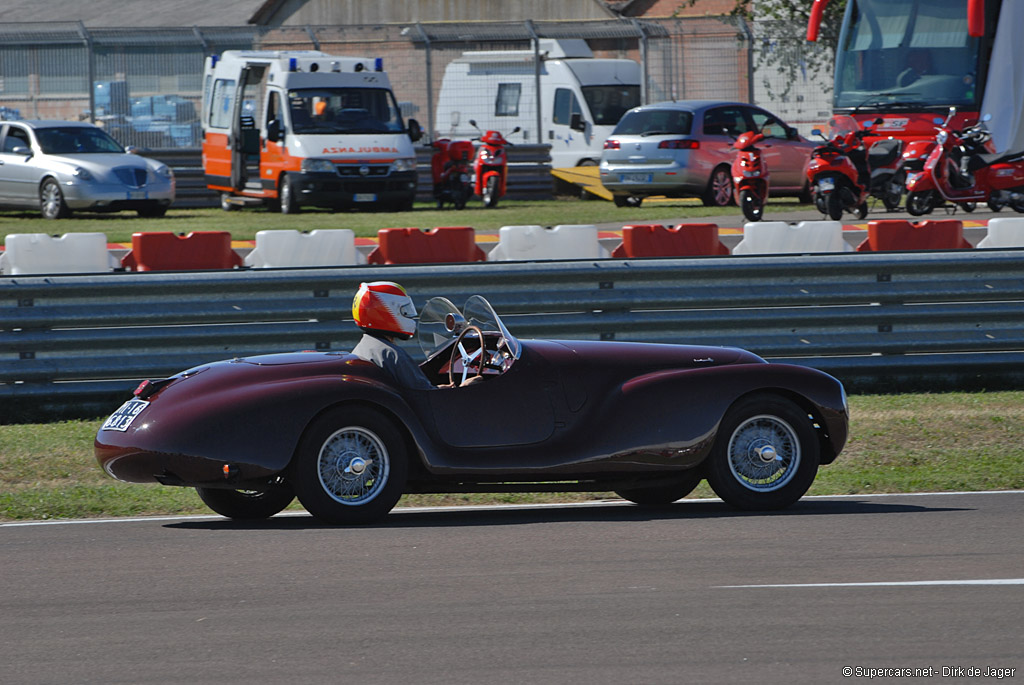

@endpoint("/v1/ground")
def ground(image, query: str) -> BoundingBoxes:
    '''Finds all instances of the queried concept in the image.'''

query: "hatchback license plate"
[619,173,652,184]
[354,193,377,202]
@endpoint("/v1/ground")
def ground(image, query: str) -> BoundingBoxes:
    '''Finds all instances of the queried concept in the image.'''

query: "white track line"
[717,579,1024,589]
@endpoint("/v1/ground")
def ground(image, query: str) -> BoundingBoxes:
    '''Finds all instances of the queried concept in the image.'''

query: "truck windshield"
[833,0,984,111]
[581,85,641,126]
[288,87,405,134]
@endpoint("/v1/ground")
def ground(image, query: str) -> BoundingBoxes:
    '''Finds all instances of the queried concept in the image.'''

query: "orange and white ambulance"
[201,50,422,213]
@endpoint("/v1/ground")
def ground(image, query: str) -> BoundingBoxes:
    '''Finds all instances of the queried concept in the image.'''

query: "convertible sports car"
[95,295,849,524]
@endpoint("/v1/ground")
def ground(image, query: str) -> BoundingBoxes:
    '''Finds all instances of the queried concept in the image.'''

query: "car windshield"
[581,85,641,126]
[34,126,125,154]
[288,87,405,134]
[417,295,521,361]
[612,108,693,136]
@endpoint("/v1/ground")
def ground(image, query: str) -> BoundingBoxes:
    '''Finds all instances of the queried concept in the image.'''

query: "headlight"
[72,167,94,181]
[936,130,948,145]
[154,164,173,179]
[392,157,416,172]
[301,158,337,173]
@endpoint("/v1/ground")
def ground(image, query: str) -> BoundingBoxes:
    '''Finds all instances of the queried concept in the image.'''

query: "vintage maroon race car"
[95,295,849,524]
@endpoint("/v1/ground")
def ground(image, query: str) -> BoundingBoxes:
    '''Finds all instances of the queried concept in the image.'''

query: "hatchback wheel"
[702,166,733,207]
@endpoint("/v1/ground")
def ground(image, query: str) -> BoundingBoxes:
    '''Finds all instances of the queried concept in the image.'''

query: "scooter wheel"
[906,190,934,217]
[740,190,763,222]
[483,176,500,208]
[855,202,868,220]
[826,191,844,221]
[988,198,1006,212]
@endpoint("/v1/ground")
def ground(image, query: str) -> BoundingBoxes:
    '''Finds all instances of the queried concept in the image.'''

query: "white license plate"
[101,399,149,432]
[354,193,377,202]
[126,190,147,200]
[817,178,835,192]
[619,173,652,184]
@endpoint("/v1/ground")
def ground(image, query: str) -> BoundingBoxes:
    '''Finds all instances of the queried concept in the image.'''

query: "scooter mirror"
[811,128,822,137]
[981,113,993,122]
[933,117,944,125]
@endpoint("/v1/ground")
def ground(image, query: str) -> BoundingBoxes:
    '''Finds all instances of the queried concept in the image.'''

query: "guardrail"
[3,249,1024,421]
[152,145,554,209]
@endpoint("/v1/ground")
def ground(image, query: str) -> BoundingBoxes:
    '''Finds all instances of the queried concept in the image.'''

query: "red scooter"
[904,111,1024,216]
[469,120,519,208]
[430,137,475,210]
[731,130,769,222]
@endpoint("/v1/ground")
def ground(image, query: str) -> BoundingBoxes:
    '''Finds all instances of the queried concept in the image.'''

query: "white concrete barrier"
[732,221,851,254]
[488,224,609,261]
[977,217,1024,248]
[0,233,116,275]
[244,229,361,268]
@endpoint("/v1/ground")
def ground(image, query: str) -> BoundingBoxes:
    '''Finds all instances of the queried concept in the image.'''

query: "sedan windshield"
[288,87,405,134]
[35,127,125,154]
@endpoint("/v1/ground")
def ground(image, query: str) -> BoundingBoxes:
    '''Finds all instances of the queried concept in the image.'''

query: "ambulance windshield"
[288,88,405,134]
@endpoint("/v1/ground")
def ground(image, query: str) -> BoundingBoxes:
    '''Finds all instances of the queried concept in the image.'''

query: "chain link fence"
[0,18,832,150]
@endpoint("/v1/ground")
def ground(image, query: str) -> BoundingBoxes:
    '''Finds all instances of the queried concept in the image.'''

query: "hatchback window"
[748,109,789,139]
[703,107,746,137]
[612,109,692,136]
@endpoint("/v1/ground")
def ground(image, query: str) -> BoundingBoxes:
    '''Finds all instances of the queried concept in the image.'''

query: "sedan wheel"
[706,394,819,510]
[702,166,733,207]
[40,178,71,219]
[289,407,407,525]
[196,481,295,520]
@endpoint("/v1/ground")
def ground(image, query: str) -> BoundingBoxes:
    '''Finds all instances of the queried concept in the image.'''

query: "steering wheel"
[448,325,486,387]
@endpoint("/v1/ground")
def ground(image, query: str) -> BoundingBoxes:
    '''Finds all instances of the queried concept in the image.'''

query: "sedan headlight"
[153,164,173,179]
[72,166,94,181]
[301,158,337,174]
[392,157,416,173]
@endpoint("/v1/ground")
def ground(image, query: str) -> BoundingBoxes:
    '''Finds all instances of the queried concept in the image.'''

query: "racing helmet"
[352,281,418,339]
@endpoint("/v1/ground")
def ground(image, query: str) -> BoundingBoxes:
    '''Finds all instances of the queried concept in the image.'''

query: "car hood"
[46,153,154,169]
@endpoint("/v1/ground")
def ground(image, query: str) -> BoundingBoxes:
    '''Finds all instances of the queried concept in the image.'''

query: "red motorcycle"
[430,137,475,210]
[469,120,519,208]
[731,130,769,222]
[807,116,903,220]
[904,111,1024,216]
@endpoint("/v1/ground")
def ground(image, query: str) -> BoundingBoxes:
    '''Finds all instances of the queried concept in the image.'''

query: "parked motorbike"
[807,116,903,220]
[430,137,475,209]
[469,120,520,208]
[730,130,769,222]
[904,110,1024,216]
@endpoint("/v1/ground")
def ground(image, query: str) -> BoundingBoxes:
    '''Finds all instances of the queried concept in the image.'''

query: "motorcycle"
[904,110,1024,216]
[730,130,769,222]
[469,120,519,208]
[807,116,903,220]
[430,137,475,210]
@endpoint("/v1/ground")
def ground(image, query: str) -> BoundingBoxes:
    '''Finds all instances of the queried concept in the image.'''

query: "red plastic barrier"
[611,223,729,258]
[856,220,973,252]
[367,226,486,264]
[121,231,243,271]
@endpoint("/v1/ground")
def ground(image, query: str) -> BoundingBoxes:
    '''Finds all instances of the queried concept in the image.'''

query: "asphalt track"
[2,491,1022,684]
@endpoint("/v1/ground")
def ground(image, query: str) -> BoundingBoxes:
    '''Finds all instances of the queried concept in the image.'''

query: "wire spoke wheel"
[726,415,799,493]
[317,426,390,505]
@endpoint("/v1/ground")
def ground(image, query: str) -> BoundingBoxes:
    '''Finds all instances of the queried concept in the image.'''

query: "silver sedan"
[0,120,174,219]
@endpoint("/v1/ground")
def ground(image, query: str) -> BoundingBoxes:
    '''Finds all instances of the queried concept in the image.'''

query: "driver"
[350,281,481,389]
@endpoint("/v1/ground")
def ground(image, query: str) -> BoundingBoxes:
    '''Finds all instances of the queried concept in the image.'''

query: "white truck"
[202,50,422,213]
[434,39,641,169]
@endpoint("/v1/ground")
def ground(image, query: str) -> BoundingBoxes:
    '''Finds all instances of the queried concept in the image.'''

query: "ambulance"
[201,50,422,213]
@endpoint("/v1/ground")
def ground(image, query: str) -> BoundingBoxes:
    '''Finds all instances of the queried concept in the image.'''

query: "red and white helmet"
[352,281,418,339]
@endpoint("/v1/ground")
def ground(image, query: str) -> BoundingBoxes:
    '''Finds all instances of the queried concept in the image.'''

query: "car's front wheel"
[279,174,300,214]
[706,394,820,510]
[40,178,71,219]
[702,165,733,207]
[614,469,704,508]
[196,481,295,520]
[289,407,408,525]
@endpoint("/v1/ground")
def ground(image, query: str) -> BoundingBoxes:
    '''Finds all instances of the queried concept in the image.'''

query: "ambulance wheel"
[279,174,300,214]
[220,192,238,212]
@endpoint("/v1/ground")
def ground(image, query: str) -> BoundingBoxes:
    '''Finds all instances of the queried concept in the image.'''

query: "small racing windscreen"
[416,295,521,361]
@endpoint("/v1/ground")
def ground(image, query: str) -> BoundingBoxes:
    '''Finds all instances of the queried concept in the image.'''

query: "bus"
[807,0,1021,153]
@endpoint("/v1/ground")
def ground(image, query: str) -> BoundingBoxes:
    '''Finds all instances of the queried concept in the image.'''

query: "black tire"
[882,171,904,211]
[906,190,934,216]
[705,394,820,511]
[740,189,763,222]
[137,204,168,218]
[483,175,499,208]
[288,407,408,525]
[854,202,868,220]
[988,197,1006,212]
[826,190,843,221]
[1012,198,1024,213]
[196,482,295,520]
[702,166,733,207]
[279,174,300,214]
[614,469,703,508]
[960,201,976,213]
[40,178,71,219]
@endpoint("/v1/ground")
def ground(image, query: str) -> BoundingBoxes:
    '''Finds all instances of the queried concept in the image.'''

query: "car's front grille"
[335,164,390,178]
[113,167,147,188]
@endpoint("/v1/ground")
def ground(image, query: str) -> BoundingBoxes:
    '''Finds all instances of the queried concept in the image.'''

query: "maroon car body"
[96,295,848,524]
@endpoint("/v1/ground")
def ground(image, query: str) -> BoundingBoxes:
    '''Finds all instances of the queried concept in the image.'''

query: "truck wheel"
[220,192,239,212]
[279,174,300,214]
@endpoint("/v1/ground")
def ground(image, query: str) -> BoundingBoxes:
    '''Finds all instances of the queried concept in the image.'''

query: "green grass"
[2,392,1022,522]
[0,197,809,244]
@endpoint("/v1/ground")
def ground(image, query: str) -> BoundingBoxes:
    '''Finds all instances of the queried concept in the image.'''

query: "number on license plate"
[354,193,377,202]
[818,178,835,192]
[619,173,652,184]
[101,399,149,432]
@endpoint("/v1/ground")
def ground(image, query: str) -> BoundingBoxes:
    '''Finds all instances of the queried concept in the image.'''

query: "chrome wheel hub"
[727,415,800,492]
[317,426,389,505]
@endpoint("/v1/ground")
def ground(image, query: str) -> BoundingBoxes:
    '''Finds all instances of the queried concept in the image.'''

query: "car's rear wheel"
[196,481,295,520]
[289,407,407,525]
[40,178,71,219]
[614,469,703,508]
[701,165,733,207]
[706,394,820,510]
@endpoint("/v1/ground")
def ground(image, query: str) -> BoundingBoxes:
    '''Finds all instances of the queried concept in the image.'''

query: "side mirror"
[267,119,283,142]
[11,146,32,156]
[569,112,587,132]
[408,118,423,142]
[125,145,140,155]
[811,128,822,137]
